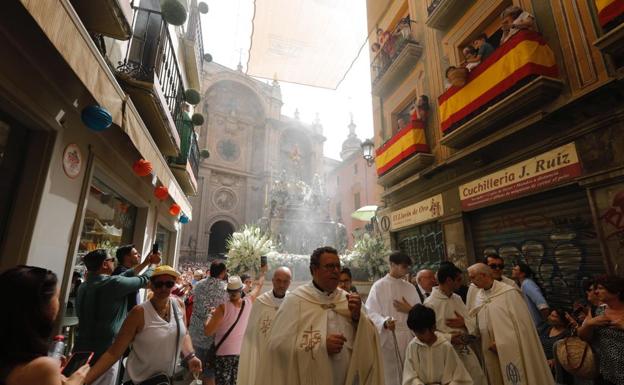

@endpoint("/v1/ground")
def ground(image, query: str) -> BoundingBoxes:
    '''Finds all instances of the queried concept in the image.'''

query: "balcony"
[70,0,133,39]
[371,21,422,96]
[593,0,624,58]
[182,1,204,91]
[375,119,433,187]
[169,113,199,195]
[438,31,563,149]
[426,0,475,30]
[116,5,184,157]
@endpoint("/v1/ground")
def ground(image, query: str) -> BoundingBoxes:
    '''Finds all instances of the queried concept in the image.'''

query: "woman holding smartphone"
[578,275,624,385]
[0,266,90,385]
[84,265,202,384]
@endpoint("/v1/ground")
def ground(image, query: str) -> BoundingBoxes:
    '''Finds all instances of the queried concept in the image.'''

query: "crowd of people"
[445,5,537,86]
[1,243,623,385]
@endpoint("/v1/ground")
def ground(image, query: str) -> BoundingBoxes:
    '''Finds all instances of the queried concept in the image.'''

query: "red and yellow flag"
[438,31,558,134]
[375,120,430,176]
[595,0,624,27]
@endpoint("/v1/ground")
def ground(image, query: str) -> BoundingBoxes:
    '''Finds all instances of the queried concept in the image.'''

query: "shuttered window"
[469,185,605,309]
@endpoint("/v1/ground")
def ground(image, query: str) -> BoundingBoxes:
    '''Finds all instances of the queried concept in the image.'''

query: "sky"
[199,0,374,160]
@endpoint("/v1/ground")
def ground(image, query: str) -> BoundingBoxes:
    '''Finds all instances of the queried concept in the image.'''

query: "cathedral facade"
[180,63,326,261]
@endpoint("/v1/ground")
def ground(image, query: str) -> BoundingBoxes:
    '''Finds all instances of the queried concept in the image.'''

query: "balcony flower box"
[438,31,560,140]
[375,119,430,177]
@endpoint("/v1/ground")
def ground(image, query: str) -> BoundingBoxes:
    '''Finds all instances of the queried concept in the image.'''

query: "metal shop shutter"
[396,221,445,271]
[469,185,605,309]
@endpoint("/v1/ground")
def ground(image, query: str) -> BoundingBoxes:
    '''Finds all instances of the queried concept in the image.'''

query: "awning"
[20,0,192,219]
[351,205,378,222]
[247,0,367,89]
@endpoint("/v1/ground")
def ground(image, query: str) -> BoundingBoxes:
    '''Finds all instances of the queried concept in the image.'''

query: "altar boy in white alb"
[237,267,292,385]
[403,304,473,385]
[424,262,486,385]
[365,251,421,385]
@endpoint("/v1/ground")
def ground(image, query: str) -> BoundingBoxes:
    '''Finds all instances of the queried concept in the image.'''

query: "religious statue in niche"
[214,189,236,211]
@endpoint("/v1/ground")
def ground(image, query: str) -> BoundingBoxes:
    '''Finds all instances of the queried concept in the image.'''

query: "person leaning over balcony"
[471,33,495,63]
[500,5,537,44]
[462,46,481,71]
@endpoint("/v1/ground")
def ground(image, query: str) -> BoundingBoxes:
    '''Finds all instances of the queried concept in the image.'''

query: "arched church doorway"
[208,221,235,259]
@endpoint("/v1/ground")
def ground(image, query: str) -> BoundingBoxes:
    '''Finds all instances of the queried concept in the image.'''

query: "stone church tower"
[179,63,326,261]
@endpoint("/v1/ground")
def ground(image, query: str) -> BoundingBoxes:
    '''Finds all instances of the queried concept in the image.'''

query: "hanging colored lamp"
[160,0,188,26]
[154,186,169,201]
[179,214,190,224]
[132,159,153,177]
[81,105,112,131]
[169,203,181,216]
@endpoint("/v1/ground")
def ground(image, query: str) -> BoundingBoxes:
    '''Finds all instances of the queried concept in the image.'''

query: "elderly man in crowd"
[365,251,420,385]
[425,262,486,385]
[468,263,554,385]
[413,268,436,303]
[237,267,292,385]
[466,253,519,311]
[257,246,384,385]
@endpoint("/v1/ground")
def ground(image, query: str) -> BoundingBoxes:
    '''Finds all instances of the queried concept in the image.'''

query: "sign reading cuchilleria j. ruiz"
[459,142,582,210]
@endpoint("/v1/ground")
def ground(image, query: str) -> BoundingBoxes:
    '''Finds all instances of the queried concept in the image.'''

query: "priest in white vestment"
[467,263,554,385]
[365,251,420,385]
[256,246,384,385]
[424,262,487,385]
[466,254,519,311]
[237,267,292,385]
[403,304,473,385]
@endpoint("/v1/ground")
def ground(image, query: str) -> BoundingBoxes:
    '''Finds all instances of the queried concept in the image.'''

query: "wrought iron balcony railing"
[371,20,415,85]
[118,5,185,133]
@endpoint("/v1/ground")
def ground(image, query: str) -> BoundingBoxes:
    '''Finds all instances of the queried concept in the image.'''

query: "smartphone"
[61,351,93,377]
[152,243,159,253]
[596,304,607,316]
[260,255,267,267]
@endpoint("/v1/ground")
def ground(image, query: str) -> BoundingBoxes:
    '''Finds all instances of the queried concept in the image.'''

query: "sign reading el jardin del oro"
[459,142,582,210]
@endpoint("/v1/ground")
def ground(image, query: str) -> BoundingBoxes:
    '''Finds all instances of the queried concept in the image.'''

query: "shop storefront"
[460,142,606,309]
[387,194,446,270]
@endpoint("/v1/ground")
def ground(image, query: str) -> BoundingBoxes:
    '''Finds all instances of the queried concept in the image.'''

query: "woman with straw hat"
[85,265,202,384]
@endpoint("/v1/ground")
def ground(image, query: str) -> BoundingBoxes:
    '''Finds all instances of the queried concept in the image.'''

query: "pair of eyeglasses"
[320,263,341,271]
[153,281,175,289]
[488,263,504,270]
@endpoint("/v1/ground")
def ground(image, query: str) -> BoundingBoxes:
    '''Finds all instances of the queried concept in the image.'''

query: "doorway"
[208,220,234,259]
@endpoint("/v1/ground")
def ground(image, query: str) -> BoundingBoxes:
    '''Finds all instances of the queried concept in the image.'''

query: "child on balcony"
[462,46,480,71]
[500,5,536,44]
[472,33,494,63]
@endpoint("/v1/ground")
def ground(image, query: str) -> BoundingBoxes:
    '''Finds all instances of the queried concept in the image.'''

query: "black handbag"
[132,300,182,385]
[205,301,246,369]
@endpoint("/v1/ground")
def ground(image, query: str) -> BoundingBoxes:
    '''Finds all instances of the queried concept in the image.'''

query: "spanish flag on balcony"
[595,0,624,27]
[438,31,558,134]
[375,119,430,176]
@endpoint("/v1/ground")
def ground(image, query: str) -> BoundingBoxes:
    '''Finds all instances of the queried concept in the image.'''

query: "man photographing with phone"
[74,246,161,385]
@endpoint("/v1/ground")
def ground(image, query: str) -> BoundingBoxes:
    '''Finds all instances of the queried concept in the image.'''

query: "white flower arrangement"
[348,233,390,280]
[225,225,273,275]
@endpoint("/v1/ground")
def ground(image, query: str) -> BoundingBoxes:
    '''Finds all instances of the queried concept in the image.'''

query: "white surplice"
[402,332,473,385]
[365,274,420,385]
[237,290,287,385]
[256,282,384,385]
[470,280,554,385]
[424,288,487,385]
[466,275,519,312]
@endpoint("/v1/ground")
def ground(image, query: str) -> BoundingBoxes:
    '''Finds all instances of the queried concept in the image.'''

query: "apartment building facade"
[367,0,624,308]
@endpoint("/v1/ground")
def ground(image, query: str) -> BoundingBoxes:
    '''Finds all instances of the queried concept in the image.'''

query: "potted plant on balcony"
[226,225,273,275]
[161,0,188,26]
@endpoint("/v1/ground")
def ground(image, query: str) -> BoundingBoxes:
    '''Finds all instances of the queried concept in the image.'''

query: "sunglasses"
[153,281,175,289]
[488,263,505,270]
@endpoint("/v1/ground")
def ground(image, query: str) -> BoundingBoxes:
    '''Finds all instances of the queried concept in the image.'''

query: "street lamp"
[361,138,375,167]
